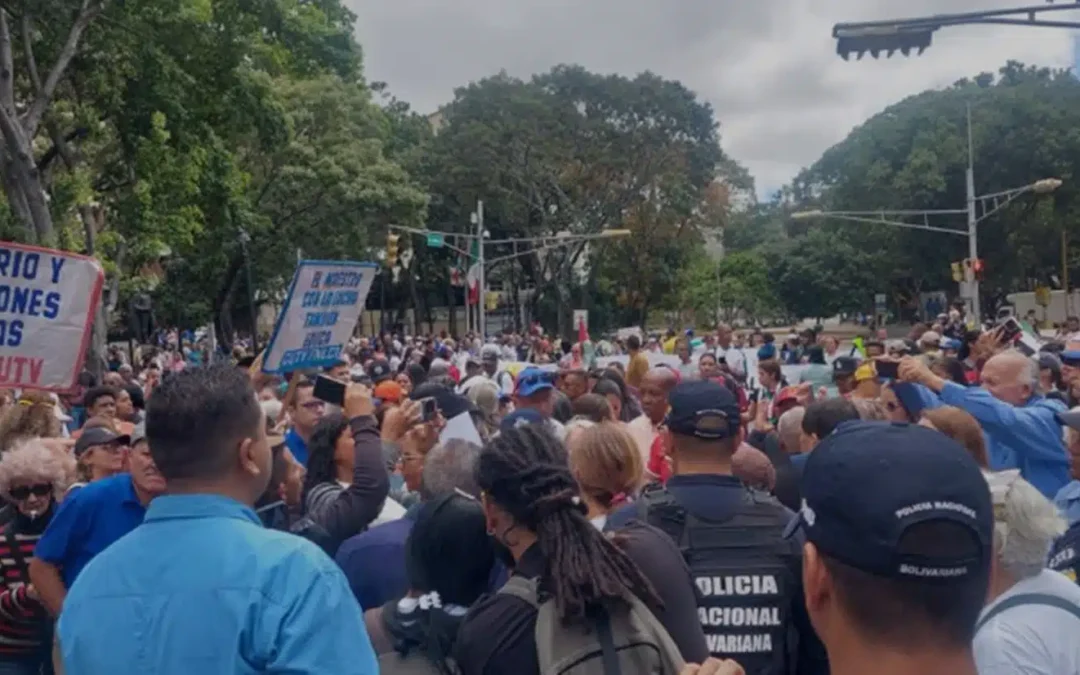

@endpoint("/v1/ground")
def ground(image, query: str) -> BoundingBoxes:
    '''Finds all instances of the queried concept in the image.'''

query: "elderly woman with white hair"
[0,439,67,674]
[973,470,1080,675]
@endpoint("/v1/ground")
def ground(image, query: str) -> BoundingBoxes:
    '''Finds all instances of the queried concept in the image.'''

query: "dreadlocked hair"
[477,424,661,623]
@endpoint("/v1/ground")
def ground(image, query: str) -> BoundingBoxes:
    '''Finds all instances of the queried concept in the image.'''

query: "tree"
[763,229,878,320]
[793,61,1080,315]
[425,65,748,335]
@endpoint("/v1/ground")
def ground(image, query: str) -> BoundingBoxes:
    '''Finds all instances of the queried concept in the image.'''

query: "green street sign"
[426,232,444,248]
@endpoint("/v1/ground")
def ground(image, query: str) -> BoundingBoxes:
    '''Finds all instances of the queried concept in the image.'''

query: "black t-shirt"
[1050,520,1080,585]
[453,521,708,675]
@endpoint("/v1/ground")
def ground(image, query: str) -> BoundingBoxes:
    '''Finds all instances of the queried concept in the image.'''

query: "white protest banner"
[0,242,103,390]
[262,260,377,373]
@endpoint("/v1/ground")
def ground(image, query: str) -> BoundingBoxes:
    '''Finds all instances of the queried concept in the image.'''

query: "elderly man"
[900,351,1069,498]
[1053,408,1080,525]
[974,471,1080,675]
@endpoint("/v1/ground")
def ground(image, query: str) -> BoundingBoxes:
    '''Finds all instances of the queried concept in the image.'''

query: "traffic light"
[973,258,985,281]
[951,261,963,283]
[386,233,399,268]
[834,23,936,60]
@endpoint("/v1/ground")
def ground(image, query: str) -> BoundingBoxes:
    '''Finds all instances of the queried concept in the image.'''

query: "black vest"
[638,485,799,675]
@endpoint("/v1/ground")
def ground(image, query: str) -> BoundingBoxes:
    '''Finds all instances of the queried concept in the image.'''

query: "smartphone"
[875,360,900,380]
[419,396,438,422]
[313,375,346,406]
[999,317,1023,345]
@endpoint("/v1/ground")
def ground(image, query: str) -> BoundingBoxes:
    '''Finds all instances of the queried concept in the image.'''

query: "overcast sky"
[347,0,1075,198]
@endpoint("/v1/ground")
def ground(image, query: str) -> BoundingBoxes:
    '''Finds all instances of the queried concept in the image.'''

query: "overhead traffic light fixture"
[834,24,934,61]
[833,4,1080,60]
[386,233,400,268]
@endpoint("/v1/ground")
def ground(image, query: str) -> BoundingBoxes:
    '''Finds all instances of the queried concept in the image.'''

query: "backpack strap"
[595,610,622,675]
[976,593,1080,633]
[497,575,540,608]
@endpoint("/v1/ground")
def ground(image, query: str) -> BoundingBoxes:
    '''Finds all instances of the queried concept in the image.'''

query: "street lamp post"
[793,175,1062,324]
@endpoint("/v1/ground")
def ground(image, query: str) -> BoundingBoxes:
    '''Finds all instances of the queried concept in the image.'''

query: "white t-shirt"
[974,569,1080,675]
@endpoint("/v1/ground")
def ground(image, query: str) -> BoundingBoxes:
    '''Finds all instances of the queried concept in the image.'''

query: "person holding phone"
[294,380,389,556]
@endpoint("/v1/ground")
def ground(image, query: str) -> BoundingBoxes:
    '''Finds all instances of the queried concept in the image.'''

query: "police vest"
[638,485,798,675]
[1049,520,1080,585]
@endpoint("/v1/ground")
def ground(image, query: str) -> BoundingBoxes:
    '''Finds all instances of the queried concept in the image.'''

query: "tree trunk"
[79,203,107,379]
[212,253,245,352]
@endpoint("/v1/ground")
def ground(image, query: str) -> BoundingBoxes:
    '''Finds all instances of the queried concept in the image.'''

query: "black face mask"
[490,529,517,572]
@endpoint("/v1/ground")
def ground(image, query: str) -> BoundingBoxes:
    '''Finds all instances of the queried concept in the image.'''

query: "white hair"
[564,417,597,435]
[991,350,1039,389]
[985,469,1066,580]
[777,407,805,453]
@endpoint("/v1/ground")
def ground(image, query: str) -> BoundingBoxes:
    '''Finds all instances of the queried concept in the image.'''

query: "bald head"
[982,351,1038,407]
[733,443,775,492]
[640,368,678,424]
[777,407,806,454]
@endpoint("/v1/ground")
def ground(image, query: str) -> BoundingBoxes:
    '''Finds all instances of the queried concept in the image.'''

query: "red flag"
[577,315,588,344]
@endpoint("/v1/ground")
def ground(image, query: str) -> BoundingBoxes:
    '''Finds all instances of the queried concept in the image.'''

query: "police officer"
[607,380,828,675]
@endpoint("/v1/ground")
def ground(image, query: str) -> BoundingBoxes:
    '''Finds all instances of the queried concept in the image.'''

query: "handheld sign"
[0,242,104,390]
[262,260,376,374]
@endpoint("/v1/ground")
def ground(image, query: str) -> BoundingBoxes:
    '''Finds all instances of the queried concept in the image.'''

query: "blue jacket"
[939,382,1069,498]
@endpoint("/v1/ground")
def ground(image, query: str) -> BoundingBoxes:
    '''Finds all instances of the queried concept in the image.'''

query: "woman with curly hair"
[0,439,66,673]
[0,393,61,453]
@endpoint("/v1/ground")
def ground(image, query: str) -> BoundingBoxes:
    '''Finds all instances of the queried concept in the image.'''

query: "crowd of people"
[0,308,1077,674]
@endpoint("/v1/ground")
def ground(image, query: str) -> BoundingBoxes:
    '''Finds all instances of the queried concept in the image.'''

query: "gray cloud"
[349,0,1074,197]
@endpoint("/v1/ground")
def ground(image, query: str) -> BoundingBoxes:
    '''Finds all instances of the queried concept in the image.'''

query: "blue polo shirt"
[335,508,417,610]
[285,428,309,467]
[59,493,376,674]
[34,474,147,588]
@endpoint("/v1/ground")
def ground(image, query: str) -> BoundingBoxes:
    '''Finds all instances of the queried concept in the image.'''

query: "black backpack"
[637,485,798,675]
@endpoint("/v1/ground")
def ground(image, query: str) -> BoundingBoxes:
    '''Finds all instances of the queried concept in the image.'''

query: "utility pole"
[476,200,486,338]
[965,103,980,323]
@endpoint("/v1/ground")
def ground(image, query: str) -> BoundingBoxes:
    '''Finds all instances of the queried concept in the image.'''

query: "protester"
[56,364,378,673]
[973,470,1080,674]
[567,423,642,529]
[625,334,649,389]
[798,346,833,393]
[479,345,514,396]
[609,380,827,672]
[597,371,640,422]
[336,439,481,611]
[69,426,130,492]
[284,379,325,467]
[791,421,992,675]
[509,368,566,440]
[592,378,626,422]
[919,406,990,469]
[560,370,590,403]
[0,440,66,674]
[569,393,613,424]
[791,398,860,480]
[715,324,747,378]
[30,424,165,634]
[366,493,495,673]
[0,393,62,452]
[627,368,678,476]
[456,424,708,674]
[900,351,1070,498]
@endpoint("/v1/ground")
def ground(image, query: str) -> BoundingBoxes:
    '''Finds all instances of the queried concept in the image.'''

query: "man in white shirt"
[716,323,747,379]
[973,470,1080,675]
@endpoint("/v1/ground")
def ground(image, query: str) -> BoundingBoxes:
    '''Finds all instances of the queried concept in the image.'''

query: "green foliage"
[792,61,1080,315]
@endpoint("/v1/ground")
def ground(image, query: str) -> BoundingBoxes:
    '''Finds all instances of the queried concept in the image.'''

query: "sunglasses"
[10,484,51,500]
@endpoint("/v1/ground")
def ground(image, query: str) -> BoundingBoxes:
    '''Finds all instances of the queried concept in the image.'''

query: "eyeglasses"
[10,484,51,500]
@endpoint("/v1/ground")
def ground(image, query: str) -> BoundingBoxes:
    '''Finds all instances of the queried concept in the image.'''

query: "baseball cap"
[833,357,859,379]
[665,380,741,440]
[774,386,799,408]
[481,345,500,362]
[500,408,546,432]
[75,427,131,457]
[516,368,555,398]
[787,421,992,581]
[373,380,404,405]
[366,359,392,384]
[853,362,876,383]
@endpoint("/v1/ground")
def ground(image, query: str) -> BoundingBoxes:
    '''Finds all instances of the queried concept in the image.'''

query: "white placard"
[573,309,588,333]
[0,242,103,390]
[439,411,483,447]
[262,260,377,373]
